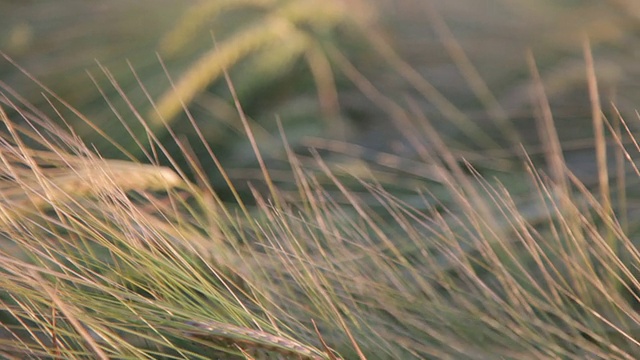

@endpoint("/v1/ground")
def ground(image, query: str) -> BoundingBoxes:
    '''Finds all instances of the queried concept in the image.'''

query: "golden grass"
[2,61,640,359]
[1,2,640,359]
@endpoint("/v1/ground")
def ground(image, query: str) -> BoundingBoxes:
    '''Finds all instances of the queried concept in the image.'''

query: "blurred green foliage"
[2,0,640,199]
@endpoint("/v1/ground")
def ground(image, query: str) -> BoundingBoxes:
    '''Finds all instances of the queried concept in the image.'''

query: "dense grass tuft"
[2,1,640,359]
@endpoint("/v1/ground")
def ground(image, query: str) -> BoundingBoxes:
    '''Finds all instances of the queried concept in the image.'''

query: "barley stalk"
[184,320,331,360]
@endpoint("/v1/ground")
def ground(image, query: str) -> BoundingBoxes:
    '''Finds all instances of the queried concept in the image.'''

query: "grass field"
[1,1,640,359]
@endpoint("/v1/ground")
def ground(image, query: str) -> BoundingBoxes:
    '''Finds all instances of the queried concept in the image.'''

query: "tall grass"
[2,52,640,359]
[2,2,640,359]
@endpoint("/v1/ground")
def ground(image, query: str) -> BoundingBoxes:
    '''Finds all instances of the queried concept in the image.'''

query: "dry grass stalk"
[185,319,330,360]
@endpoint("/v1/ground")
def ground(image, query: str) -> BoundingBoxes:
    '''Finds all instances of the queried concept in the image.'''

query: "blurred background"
[2,0,640,200]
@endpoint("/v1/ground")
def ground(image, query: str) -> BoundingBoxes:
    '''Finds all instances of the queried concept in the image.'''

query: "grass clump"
[2,59,640,359]
[1,3,640,359]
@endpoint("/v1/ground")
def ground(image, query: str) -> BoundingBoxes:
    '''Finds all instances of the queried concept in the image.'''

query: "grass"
[2,1,640,359]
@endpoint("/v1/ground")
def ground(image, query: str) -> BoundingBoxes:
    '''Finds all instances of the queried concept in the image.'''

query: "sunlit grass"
[2,40,640,358]
[1,2,640,359]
